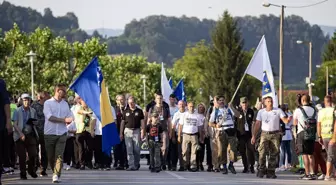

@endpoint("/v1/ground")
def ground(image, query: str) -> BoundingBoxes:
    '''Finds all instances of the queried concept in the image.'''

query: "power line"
[286,0,329,8]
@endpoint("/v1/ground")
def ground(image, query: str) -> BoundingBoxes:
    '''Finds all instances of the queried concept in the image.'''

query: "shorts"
[323,138,336,163]
[296,132,314,155]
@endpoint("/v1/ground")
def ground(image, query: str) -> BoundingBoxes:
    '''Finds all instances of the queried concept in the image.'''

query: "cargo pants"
[258,131,281,174]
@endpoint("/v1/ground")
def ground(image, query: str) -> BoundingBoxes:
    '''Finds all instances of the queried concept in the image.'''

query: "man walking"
[43,84,74,183]
[120,96,145,171]
[31,91,50,176]
[252,96,292,179]
[293,94,317,180]
[209,96,238,174]
[178,102,204,172]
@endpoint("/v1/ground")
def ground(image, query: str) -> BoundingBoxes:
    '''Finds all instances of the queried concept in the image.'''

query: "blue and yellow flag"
[70,57,120,155]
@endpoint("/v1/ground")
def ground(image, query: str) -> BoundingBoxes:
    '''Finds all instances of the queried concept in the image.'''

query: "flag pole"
[230,72,248,104]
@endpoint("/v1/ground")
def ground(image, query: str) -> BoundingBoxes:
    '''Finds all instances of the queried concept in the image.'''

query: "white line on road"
[165,171,186,180]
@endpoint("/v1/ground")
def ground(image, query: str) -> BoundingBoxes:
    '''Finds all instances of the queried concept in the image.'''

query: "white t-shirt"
[172,110,186,132]
[209,107,235,131]
[66,121,77,137]
[293,106,317,134]
[169,105,179,118]
[179,112,203,134]
[282,112,293,141]
[256,108,286,132]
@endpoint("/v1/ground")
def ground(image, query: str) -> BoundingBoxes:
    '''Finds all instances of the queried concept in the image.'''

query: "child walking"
[146,111,165,173]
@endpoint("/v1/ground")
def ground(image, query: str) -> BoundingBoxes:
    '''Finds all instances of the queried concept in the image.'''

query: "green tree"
[323,32,336,61]
[100,55,161,107]
[313,61,336,100]
[207,10,250,103]
[0,24,106,95]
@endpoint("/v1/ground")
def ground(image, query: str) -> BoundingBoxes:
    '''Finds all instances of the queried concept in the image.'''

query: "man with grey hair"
[114,94,128,170]
[120,96,145,171]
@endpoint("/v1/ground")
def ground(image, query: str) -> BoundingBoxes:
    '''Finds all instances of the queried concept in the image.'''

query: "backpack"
[298,106,317,141]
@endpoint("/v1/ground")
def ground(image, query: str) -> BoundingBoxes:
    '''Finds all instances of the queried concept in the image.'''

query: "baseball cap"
[21,93,31,99]
[240,97,247,103]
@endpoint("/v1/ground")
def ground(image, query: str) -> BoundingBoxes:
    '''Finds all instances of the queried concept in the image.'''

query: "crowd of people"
[0,79,335,184]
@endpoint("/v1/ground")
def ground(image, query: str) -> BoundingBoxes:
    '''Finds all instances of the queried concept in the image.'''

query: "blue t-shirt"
[0,79,10,131]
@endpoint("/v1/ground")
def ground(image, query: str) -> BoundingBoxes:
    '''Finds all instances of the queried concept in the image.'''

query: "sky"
[4,0,336,30]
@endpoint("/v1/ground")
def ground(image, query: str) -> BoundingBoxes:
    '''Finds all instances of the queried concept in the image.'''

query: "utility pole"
[308,42,313,99]
[278,5,284,105]
[326,66,329,96]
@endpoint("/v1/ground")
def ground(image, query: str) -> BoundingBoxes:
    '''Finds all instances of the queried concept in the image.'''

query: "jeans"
[280,140,292,166]
[124,128,140,169]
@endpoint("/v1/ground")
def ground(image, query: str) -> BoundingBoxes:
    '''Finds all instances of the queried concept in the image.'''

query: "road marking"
[164,171,186,180]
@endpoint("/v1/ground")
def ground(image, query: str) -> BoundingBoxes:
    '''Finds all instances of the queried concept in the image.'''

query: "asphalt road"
[2,160,335,185]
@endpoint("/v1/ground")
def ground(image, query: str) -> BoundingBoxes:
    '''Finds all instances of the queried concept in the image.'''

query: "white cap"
[21,93,31,99]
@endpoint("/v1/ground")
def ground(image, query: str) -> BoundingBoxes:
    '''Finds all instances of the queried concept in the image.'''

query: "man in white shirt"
[43,84,74,183]
[171,100,186,171]
[293,94,317,180]
[209,96,238,174]
[252,96,292,179]
[178,102,204,172]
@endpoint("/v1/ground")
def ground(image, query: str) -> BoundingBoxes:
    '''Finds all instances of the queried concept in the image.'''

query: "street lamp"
[262,2,285,105]
[140,75,147,108]
[297,40,313,99]
[26,50,36,100]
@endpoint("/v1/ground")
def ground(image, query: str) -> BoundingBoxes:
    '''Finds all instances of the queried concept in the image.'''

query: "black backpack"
[298,106,317,141]
[280,112,287,136]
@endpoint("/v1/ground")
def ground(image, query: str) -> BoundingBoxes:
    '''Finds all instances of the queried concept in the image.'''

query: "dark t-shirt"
[145,100,169,112]
[115,106,126,132]
[146,123,163,142]
[122,107,144,129]
[0,79,10,131]
[149,105,170,131]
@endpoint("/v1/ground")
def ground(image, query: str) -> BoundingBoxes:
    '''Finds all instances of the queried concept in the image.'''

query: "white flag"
[245,35,278,107]
[161,63,173,102]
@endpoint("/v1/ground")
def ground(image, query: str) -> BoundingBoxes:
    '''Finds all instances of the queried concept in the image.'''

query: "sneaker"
[242,168,248,173]
[318,174,325,180]
[301,175,313,180]
[52,175,60,183]
[63,163,67,170]
[66,165,71,171]
[222,168,228,174]
[324,176,335,181]
[20,175,27,180]
[279,166,286,171]
[310,174,317,180]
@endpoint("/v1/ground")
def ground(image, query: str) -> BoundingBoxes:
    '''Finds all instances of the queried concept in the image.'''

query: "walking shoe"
[222,168,228,174]
[52,175,60,183]
[161,165,166,171]
[66,165,71,171]
[228,165,236,174]
[20,174,27,180]
[190,168,198,172]
[29,172,38,178]
[171,167,177,171]
[199,165,204,171]
[150,168,155,173]
[126,168,137,171]
[310,174,317,180]
[301,175,313,180]
[178,167,185,171]
[257,171,265,178]
[250,166,255,174]
[207,167,213,172]
[242,168,248,173]
[266,174,277,179]
[318,174,325,180]
[115,166,124,170]
[324,176,336,181]
[40,171,48,177]
[80,165,85,170]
